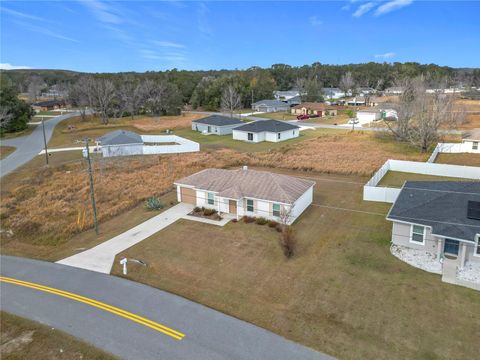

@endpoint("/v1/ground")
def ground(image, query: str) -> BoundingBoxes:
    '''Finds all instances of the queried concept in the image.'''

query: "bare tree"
[118,79,144,120]
[339,72,355,98]
[294,78,306,101]
[0,106,13,131]
[69,76,94,121]
[89,78,116,125]
[27,75,46,101]
[221,85,241,117]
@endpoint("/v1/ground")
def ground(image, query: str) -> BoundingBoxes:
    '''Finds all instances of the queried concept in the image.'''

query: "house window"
[248,133,253,141]
[207,192,214,205]
[292,130,295,136]
[411,225,425,244]
[473,141,478,150]
[277,133,281,140]
[475,236,480,257]
[247,199,254,212]
[272,203,281,217]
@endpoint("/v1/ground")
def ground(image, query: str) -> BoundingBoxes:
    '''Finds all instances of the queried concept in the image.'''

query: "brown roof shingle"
[175,168,315,204]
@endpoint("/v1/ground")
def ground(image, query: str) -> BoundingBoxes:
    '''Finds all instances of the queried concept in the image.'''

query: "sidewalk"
[57,203,194,274]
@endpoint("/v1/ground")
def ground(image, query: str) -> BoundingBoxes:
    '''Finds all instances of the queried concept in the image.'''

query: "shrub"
[275,224,283,232]
[203,208,216,216]
[193,206,201,213]
[279,226,296,259]
[145,196,164,211]
[255,217,268,225]
[231,218,238,223]
[267,220,278,228]
[242,216,255,223]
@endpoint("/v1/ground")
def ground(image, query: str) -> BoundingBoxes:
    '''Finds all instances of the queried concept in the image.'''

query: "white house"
[356,110,382,124]
[322,87,345,99]
[462,129,480,153]
[232,120,300,143]
[174,167,315,224]
[192,115,244,135]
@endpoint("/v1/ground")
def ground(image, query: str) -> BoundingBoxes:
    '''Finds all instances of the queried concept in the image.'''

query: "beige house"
[174,167,315,224]
[291,103,338,117]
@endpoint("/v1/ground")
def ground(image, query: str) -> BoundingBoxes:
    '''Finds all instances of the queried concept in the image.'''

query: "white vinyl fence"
[428,142,479,163]
[363,159,480,203]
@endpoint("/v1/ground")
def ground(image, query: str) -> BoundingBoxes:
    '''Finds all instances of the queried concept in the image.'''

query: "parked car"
[296,115,310,120]
[348,118,359,124]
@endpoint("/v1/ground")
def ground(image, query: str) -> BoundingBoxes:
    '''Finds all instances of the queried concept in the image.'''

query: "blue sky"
[1,1,479,72]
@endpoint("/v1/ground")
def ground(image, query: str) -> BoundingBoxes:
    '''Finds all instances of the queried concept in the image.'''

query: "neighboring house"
[32,99,66,111]
[192,115,244,135]
[251,100,290,113]
[291,103,338,117]
[462,129,480,153]
[356,109,382,123]
[345,97,366,106]
[97,130,144,157]
[383,87,404,95]
[174,167,315,224]
[274,91,303,106]
[232,120,300,143]
[322,88,345,99]
[358,87,376,95]
[387,181,480,272]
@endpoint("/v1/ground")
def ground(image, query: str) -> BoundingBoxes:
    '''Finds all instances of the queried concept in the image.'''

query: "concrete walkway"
[57,203,194,274]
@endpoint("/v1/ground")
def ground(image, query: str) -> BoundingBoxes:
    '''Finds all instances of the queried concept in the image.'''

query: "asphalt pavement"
[0,256,334,360]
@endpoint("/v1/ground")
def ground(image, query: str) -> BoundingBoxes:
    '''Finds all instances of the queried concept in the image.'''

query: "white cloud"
[353,2,375,17]
[13,20,79,42]
[0,63,32,70]
[375,52,396,59]
[153,41,185,48]
[309,16,323,26]
[1,7,48,22]
[197,3,212,36]
[374,0,413,16]
[80,0,123,24]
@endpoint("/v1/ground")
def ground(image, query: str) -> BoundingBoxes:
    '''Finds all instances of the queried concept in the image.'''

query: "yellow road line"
[0,276,185,340]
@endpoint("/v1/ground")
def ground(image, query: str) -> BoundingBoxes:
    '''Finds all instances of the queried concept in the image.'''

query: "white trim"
[410,224,426,245]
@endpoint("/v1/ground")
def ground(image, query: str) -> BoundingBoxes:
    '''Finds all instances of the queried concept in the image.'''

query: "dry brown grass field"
[0,146,15,160]
[435,153,480,167]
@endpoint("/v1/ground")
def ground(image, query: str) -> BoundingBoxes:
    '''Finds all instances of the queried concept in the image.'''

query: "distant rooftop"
[234,119,299,133]
[193,115,244,126]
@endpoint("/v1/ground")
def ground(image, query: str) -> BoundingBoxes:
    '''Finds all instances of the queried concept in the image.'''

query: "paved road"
[0,111,82,177]
[1,256,333,360]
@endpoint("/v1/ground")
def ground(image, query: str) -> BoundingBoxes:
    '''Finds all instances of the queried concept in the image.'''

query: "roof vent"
[467,200,480,220]
[243,166,248,171]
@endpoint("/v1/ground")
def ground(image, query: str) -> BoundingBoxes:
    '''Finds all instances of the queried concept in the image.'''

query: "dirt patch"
[1,330,35,355]
[132,113,205,131]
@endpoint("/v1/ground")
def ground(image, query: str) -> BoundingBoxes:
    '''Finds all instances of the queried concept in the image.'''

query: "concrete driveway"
[1,256,334,360]
[57,203,194,273]
[0,111,84,176]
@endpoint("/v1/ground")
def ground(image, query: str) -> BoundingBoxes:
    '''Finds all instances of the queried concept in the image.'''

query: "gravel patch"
[457,262,480,284]
[391,244,442,274]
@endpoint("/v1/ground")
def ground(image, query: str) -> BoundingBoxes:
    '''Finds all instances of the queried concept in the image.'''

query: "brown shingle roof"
[175,168,315,204]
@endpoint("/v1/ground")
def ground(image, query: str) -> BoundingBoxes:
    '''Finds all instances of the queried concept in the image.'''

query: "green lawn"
[378,171,466,187]
[0,146,15,160]
[1,312,116,360]
[254,111,298,121]
[112,169,479,360]
[172,127,331,152]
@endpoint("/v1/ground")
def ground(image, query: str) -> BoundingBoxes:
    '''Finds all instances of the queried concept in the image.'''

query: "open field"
[1,130,431,259]
[435,153,480,167]
[0,146,15,160]
[48,113,206,148]
[111,169,480,360]
[378,171,466,187]
[0,311,116,360]
[254,111,298,121]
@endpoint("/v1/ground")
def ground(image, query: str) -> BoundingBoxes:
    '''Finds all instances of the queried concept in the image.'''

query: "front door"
[444,239,460,257]
[228,200,237,214]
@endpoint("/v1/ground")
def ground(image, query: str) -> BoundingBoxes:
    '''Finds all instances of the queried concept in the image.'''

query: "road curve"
[0,112,82,177]
[0,256,334,360]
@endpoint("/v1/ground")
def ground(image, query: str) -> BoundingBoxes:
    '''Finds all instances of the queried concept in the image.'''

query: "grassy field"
[0,312,116,360]
[0,146,15,159]
[378,171,466,187]
[111,169,480,360]
[254,111,298,121]
[435,153,480,167]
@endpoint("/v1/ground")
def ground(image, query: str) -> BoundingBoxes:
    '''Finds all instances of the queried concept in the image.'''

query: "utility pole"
[42,118,49,165]
[84,139,99,235]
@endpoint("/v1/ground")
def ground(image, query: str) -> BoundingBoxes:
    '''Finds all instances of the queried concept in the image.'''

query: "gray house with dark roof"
[387,181,480,272]
[232,120,300,143]
[192,115,244,135]
[251,99,290,113]
[97,130,144,157]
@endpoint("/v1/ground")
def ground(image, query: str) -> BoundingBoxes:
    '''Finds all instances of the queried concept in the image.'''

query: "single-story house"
[192,115,244,135]
[383,87,404,95]
[251,100,290,113]
[345,97,366,106]
[32,100,66,111]
[291,103,338,117]
[356,109,382,123]
[462,129,480,153]
[174,167,316,224]
[387,181,480,272]
[97,130,144,157]
[232,120,300,143]
[274,90,300,101]
[358,87,376,95]
[322,87,345,99]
